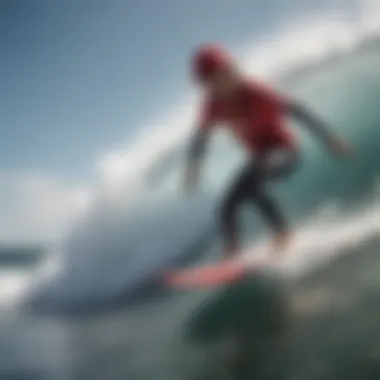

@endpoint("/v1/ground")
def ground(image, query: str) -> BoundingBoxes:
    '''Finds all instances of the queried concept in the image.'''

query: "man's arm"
[286,101,335,142]
[184,128,210,192]
[253,81,340,145]
[285,100,352,155]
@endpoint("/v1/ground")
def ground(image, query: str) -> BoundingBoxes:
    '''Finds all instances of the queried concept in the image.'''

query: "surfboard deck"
[162,255,270,290]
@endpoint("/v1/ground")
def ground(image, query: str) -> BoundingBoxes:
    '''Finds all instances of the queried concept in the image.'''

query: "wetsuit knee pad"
[219,197,237,222]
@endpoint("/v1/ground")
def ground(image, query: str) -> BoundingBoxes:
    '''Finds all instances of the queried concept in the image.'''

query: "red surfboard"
[162,256,269,290]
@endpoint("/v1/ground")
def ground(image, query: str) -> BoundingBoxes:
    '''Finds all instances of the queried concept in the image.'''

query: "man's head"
[191,43,240,95]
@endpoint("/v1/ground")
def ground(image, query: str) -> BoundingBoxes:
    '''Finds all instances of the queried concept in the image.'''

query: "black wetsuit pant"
[219,148,300,253]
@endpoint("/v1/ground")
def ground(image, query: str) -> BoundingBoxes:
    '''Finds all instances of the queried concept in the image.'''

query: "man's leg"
[218,149,299,258]
[219,163,255,258]
[251,149,300,251]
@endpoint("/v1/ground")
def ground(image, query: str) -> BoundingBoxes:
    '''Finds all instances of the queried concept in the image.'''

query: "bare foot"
[221,248,240,262]
[271,231,294,257]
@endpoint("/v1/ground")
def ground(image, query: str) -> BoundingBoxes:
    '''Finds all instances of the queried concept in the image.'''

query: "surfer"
[184,43,352,259]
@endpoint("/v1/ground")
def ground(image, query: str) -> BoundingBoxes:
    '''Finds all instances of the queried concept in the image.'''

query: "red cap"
[191,43,232,82]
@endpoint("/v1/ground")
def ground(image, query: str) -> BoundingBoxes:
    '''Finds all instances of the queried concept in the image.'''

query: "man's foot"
[221,247,240,261]
[272,230,293,255]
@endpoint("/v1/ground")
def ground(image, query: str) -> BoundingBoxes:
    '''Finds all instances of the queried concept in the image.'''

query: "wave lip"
[99,8,380,194]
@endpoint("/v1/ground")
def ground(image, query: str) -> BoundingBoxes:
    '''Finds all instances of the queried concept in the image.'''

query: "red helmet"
[191,43,233,82]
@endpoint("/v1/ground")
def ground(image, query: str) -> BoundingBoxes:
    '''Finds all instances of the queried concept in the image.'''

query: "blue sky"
[0,0,368,243]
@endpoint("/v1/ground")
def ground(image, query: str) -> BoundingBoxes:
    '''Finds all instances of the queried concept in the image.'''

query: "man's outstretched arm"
[184,128,210,192]
[285,100,352,155]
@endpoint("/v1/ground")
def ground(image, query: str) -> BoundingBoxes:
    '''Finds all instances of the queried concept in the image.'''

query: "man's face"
[201,68,235,95]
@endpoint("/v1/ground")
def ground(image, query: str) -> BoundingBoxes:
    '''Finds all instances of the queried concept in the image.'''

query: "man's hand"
[183,128,209,195]
[183,166,199,195]
[326,136,353,157]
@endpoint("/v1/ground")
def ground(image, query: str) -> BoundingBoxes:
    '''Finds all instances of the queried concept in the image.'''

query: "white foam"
[0,271,31,311]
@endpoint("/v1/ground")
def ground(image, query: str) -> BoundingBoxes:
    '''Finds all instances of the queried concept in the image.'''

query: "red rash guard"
[198,79,296,155]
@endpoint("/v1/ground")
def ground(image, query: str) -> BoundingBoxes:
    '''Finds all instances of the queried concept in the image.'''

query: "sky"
[0,0,371,244]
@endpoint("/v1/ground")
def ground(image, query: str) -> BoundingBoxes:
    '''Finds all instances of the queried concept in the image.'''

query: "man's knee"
[219,196,238,223]
[247,175,266,202]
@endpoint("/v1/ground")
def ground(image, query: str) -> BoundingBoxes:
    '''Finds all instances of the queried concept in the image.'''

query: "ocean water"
[2,18,380,380]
